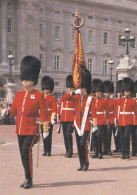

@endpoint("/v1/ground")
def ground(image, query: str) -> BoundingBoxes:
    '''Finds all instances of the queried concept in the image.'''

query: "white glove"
[43,131,49,139]
[51,119,56,125]
[74,89,81,95]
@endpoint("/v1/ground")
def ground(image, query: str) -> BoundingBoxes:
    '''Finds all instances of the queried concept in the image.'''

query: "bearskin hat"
[66,75,74,88]
[104,80,114,93]
[122,77,134,92]
[116,80,122,93]
[92,79,104,92]
[20,56,41,86]
[41,76,54,92]
[81,70,92,95]
[134,80,137,93]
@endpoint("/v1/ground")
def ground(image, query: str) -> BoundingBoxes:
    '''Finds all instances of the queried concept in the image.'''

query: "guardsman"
[41,76,57,156]
[8,56,49,189]
[57,75,75,158]
[115,77,137,159]
[92,79,109,159]
[114,80,123,152]
[131,80,137,156]
[61,70,96,171]
[103,80,115,155]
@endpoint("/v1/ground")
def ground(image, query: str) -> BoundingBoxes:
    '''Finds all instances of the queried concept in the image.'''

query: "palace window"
[40,23,43,38]
[88,30,92,43]
[55,26,60,40]
[103,60,108,74]
[87,58,92,72]
[7,18,12,33]
[104,32,108,45]
[54,55,60,70]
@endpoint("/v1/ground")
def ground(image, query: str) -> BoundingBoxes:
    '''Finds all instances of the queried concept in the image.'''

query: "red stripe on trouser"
[85,132,90,162]
[29,135,36,178]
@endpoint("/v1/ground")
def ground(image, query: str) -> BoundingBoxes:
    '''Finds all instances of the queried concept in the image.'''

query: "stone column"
[1,0,8,66]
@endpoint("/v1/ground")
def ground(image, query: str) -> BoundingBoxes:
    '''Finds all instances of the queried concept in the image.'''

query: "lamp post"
[120,27,135,55]
[8,54,14,82]
[108,59,114,81]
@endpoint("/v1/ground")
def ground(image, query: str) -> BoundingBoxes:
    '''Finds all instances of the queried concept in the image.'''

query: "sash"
[74,96,92,136]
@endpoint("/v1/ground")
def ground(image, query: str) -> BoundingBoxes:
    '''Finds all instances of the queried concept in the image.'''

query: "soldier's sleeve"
[10,93,17,117]
[39,93,49,132]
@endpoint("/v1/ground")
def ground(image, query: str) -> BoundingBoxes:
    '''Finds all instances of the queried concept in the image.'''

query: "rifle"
[57,102,63,133]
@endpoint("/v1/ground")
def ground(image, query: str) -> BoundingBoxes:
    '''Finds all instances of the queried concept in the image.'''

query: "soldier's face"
[81,88,87,95]
[44,89,51,95]
[95,91,102,98]
[124,91,131,97]
[22,80,34,90]
[104,93,111,98]
[68,88,75,93]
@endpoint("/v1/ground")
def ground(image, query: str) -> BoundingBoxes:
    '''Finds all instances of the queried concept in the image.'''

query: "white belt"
[63,108,75,111]
[96,112,104,114]
[47,109,52,111]
[120,112,134,115]
[109,111,114,114]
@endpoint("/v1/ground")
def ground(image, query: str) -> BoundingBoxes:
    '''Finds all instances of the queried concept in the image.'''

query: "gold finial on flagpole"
[75,9,79,17]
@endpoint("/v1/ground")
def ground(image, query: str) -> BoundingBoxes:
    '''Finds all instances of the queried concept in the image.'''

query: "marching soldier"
[92,79,109,159]
[114,80,123,152]
[60,70,96,171]
[7,56,49,189]
[41,76,57,156]
[103,80,115,155]
[57,75,75,158]
[131,80,137,156]
[115,77,137,159]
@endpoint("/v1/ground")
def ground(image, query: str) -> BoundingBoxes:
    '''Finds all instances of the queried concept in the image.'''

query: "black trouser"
[75,129,90,167]
[115,126,121,151]
[62,121,74,155]
[103,125,107,153]
[41,124,53,154]
[131,125,137,155]
[119,125,132,156]
[17,135,36,179]
[94,125,104,155]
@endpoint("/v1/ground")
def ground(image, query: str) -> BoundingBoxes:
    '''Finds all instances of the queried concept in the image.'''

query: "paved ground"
[0,125,137,195]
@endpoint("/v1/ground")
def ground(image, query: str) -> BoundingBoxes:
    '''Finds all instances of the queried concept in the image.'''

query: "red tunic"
[133,98,137,126]
[62,93,96,131]
[116,97,137,126]
[10,89,48,135]
[106,98,114,125]
[44,94,57,123]
[58,94,75,122]
[114,98,121,119]
[94,97,109,125]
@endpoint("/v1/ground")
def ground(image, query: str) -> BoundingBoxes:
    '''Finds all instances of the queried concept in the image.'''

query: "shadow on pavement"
[32,179,116,188]
[89,165,137,171]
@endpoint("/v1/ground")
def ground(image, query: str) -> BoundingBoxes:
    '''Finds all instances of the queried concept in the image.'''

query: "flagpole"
[73,9,84,131]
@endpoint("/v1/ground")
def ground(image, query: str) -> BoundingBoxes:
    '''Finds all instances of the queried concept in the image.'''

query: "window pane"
[103,60,107,73]
[40,23,43,38]
[54,55,60,70]
[7,18,12,33]
[55,26,60,40]
[88,30,92,43]
[87,58,92,72]
[104,32,108,45]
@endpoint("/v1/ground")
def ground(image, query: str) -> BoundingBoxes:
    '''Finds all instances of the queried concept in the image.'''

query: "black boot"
[83,163,89,171]
[77,164,84,171]
[92,154,98,158]
[42,152,47,156]
[20,180,26,188]
[98,154,103,159]
[23,178,32,189]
